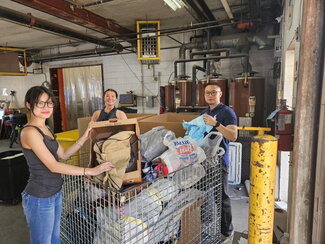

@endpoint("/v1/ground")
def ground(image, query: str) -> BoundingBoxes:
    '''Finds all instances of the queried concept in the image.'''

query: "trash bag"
[140,127,176,163]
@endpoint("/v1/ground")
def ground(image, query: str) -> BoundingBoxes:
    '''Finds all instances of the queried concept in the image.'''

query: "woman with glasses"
[91,88,127,122]
[20,86,115,244]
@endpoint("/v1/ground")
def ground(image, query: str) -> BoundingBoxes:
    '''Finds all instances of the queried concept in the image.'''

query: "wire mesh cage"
[61,152,222,244]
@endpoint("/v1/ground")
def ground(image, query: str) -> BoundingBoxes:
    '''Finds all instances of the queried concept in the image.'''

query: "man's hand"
[203,113,217,127]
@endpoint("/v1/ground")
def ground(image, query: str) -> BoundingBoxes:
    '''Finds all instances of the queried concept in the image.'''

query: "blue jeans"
[21,191,62,244]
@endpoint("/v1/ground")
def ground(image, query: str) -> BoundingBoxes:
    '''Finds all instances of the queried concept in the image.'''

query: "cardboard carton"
[125,113,156,120]
[138,113,199,137]
[88,118,142,185]
[77,114,155,166]
[178,198,204,244]
[77,116,92,167]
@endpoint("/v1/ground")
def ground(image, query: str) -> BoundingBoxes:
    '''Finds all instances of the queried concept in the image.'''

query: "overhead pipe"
[174,53,249,79]
[205,29,212,76]
[190,48,230,59]
[31,44,182,63]
[0,6,123,51]
[178,41,207,77]
[12,0,135,44]
[31,47,123,62]
[211,33,273,50]
[178,32,271,79]
[192,65,206,107]
[197,0,217,21]
[185,0,208,22]
[210,33,273,74]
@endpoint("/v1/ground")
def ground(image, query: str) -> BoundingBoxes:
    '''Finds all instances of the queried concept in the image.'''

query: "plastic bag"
[199,131,225,158]
[123,188,163,228]
[140,126,176,163]
[183,115,213,142]
[172,163,206,189]
[147,178,179,202]
[94,207,149,244]
[157,149,183,173]
[147,188,202,244]
[163,136,206,166]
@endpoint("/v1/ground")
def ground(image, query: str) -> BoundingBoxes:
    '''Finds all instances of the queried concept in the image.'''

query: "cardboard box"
[77,114,156,139]
[88,118,142,185]
[178,200,203,244]
[138,113,198,137]
[77,116,92,167]
[77,114,154,166]
[125,113,156,121]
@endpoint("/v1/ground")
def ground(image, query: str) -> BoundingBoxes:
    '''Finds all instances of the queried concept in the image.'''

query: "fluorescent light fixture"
[163,0,184,11]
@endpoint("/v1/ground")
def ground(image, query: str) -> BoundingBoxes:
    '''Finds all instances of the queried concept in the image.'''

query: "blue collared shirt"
[201,103,237,167]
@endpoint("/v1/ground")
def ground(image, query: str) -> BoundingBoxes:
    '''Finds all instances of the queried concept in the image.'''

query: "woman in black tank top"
[91,88,127,122]
[20,86,115,244]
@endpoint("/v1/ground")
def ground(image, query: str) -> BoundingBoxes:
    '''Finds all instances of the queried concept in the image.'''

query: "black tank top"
[97,107,117,121]
[20,125,63,198]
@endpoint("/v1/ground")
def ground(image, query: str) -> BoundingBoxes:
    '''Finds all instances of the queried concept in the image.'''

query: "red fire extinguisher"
[276,99,294,151]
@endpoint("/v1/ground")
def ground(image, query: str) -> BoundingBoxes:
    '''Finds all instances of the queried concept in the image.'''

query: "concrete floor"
[0,138,250,244]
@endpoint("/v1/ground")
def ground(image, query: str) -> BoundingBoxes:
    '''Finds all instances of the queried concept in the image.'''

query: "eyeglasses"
[36,101,55,108]
[204,90,221,96]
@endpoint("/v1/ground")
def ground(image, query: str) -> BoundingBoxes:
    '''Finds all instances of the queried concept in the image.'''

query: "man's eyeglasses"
[36,101,55,108]
[204,90,221,96]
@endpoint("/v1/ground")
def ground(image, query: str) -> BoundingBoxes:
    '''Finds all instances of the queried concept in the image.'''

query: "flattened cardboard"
[138,113,199,137]
[89,118,142,185]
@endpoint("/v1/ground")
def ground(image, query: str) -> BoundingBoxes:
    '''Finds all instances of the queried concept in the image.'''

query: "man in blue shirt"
[201,81,238,243]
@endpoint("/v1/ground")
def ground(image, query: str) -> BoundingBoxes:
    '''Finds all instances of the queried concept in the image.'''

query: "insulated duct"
[210,32,273,73]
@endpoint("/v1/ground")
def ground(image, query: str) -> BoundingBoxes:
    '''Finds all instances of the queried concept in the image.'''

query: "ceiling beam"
[220,0,235,23]
[0,6,123,51]
[12,0,135,44]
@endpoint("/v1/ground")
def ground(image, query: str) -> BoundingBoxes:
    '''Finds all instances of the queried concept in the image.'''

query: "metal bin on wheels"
[60,152,223,244]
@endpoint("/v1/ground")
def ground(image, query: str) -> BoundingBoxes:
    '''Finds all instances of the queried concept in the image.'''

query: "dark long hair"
[25,86,55,114]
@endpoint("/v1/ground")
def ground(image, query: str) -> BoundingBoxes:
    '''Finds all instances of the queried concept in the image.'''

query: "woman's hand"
[203,113,217,127]
[80,122,94,142]
[88,162,115,176]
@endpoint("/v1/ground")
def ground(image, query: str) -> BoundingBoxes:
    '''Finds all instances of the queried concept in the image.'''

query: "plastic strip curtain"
[62,65,103,130]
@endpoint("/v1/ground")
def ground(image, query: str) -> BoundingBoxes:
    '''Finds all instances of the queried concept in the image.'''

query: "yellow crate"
[56,129,79,166]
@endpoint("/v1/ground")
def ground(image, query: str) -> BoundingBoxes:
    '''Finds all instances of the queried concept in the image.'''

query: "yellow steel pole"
[248,135,278,244]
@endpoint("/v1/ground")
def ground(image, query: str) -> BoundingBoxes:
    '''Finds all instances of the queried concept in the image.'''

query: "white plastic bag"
[199,131,225,158]
[163,136,206,166]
